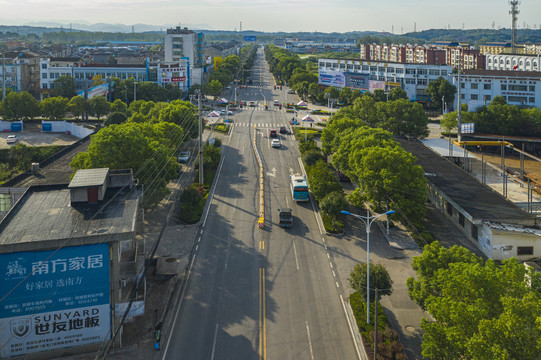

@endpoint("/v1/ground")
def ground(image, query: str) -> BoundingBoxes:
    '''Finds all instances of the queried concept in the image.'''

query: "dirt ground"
[0,122,80,149]
[470,149,541,186]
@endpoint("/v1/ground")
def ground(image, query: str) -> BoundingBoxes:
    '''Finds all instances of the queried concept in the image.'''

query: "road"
[162,47,359,359]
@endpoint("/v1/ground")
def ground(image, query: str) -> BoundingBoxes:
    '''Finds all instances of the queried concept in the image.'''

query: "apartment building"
[485,53,540,72]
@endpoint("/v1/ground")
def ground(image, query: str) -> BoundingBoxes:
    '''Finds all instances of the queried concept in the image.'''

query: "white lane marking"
[224,241,231,270]
[327,253,330,259]
[324,245,327,250]
[329,262,333,269]
[210,323,219,360]
[332,270,336,277]
[322,237,325,243]
[200,230,203,235]
[197,237,201,243]
[340,294,363,360]
[306,321,315,360]
[293,242,300,271]
[241,146,245,154]
[162,252,197,357]
[195,245,198,251]
[336,281,340,288]
[285,196,289,208]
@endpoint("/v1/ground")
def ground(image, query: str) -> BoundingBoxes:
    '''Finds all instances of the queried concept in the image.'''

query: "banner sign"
[461,123,475,134]
[76,84,108,99]
[0,244,111,357]
[244,36,256,42]
[345,72,369,90]
[318,70,345,88]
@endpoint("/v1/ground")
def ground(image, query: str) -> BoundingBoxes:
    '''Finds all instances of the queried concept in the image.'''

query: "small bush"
[298,139,319,154]
[302,149,324,167]
[321,212,344,234]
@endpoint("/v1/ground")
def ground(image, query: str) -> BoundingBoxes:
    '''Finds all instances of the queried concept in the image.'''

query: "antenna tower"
[509,0,520,53]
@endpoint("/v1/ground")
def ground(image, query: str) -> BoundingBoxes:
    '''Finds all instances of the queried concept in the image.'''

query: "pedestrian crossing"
[233,122,290,128]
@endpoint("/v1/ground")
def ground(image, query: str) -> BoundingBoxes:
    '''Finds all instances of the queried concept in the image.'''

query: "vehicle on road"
[177,151,191,163]
[6,135,18,144]
[279,126,287,134]
[269,129,278,138]
[287,89,295,94]
[271,139,281,148]
[249,101,256,106]
[274,100,279,106]
[277,208,293,228]
[290,174,309,201]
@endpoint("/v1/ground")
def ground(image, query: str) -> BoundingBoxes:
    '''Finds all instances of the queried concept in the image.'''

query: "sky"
[0,0,540,33]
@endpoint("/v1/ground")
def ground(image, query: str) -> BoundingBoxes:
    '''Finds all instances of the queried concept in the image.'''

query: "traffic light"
[274,86,276,90]
[280,86,282,90]
[239,85,242,89]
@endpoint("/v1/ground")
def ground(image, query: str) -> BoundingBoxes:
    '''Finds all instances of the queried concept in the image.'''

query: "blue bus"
[290,174,309,201]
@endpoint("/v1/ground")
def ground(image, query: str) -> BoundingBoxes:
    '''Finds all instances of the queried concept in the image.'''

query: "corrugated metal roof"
[68,168,109,188]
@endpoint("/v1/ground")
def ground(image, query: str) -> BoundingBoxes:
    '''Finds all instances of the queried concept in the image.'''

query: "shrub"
[180,185,202,206]
[104,111,128,126]
[320,191,348,219]
[298,139,319,154]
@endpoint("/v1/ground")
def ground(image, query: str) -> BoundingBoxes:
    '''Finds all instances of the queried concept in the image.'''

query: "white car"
[177,151,191,163]
[6,135,18,144]
[271,139,281,148]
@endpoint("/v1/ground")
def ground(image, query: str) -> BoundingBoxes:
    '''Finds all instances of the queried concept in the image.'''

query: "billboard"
[161,64,188,84]
[369,80,385,93]
[244,36,257,42]
[345,73,369,90]
[0,244,110,358]
[76,84,109,100]
[318,70,345,88]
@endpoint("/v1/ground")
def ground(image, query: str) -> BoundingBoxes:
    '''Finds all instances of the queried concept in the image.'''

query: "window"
[41,63,47,69]
[459,213,465,227]
[0,194,11,212]
[405,68,416,75]
[517,246,534,256]
[471,83,478,89]
[417,69,427,75]
[42,73,47,79]
[362,65,369,71]
[484,83,491,90]
[530,86,535,92]
[446,201,452,216]
[387,67,394,73]
[471,225,478,241]
[354,65,360,70]
[339,63,346,69]
[347,64,353,70]
[417,79,427,85]
[529,97,535,103]
[405,78,416,84]
[501,84,507,91]
[484,95,492,102]
[461,83,465,88]
[509,85,528,91]
[471,94,478,100]
[370,66,377,72]
[429,69,439,75]
[395,68,403,74]
[461,94,465,99]
[42,83,47,89]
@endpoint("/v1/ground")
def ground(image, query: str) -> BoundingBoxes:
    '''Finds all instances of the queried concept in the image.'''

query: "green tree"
[324,86,340,101]
[110,99,128,115]
[53,75,76,98]
[104,112,128,126]
[425,76,457,111]
[3,91,39,121]
[349,263,393,302]
[388,87,408,101]
[40,96,69,121]
[67,96,87,120]
[158,101,198,139]
[319,191,348,219]
[308,83,321,101]
[302,149,324,166]
[441,111,458,134]
[207,80,223,97]
[376,99,430,138]
[88,96,111,120]
[338,87,352,105]
[307,160,342,201]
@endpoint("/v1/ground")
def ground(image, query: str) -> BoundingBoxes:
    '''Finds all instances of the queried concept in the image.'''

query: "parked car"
[269,129,278,138]
[271,139,281,148]
[287,89,296,94]
[274,100,280,106]
[6,135,18,144]
[177,151,191,163]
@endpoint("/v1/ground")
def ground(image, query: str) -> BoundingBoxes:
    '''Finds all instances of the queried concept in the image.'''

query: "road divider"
[253,126,265,228]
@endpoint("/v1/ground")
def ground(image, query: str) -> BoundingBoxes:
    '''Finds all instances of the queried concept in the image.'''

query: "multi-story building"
[318,58,452,103]
[485,53,540,72]
[479,42,524,55]
[39,57,81,95]
[0,61,22,92]
[283,40,359,54]
[452,69,541,111]
[1,51,41,97]
[0,168,144,358]
[524,43,541,55]
[164,26,203,67]
[361,44,450,66]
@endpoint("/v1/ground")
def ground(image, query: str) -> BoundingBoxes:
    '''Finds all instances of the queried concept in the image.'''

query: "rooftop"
[399,138,538,226]
[0,184,141,252]
[68,168,108,188]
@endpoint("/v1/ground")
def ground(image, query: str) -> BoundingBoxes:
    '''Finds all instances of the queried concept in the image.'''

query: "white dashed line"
[329,262,333,269]
[336,281,340,288]
[332,271,336,277]
[327,253,330,259]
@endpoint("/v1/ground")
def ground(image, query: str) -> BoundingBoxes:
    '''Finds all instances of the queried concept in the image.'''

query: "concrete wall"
[491,229,541,261]
[41,120,94,138]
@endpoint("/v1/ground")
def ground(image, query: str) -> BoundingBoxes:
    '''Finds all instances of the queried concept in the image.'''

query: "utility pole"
[198,90,203,184]
[457,51,462,142]
[2,49,5,105]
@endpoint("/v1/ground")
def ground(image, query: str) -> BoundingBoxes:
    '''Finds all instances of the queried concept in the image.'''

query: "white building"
[40,58,79,95]
[452,69,541,111]
[318,58,452,103]
[486,53,541,72]
[0,63,22,92]
[164,27,203,66]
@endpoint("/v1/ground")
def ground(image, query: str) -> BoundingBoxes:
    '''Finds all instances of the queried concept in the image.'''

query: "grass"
[321,212,344,234]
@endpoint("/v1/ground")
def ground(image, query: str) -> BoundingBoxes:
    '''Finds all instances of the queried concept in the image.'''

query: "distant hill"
[403,28,541,45]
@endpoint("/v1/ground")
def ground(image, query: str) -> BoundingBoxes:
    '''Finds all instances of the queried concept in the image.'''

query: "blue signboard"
[244,36,257,42]
[345,72,369,90]
[0,244,110,357]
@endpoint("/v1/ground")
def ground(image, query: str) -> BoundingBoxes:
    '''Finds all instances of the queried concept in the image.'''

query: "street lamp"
[341,209,395,324]
[133,81,138,102]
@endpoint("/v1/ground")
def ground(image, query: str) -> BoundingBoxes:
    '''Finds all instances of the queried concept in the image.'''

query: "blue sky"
[0,0,540,33]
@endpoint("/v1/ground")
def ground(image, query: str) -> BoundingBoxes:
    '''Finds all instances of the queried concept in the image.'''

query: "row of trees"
[70,99,198,208]
[407,241,541,359]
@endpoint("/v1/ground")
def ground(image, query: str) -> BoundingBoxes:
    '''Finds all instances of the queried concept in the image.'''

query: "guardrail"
[253,126,265,228]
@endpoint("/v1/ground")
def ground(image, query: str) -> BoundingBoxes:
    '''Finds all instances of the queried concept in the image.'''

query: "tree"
[441,111,458,134]
[323,86,340,101]
[388,87,408,101]
[40,96,69,121]
[104,112,128,126]
[3,91,39,121]
[67,96,87,120]
[88,96,110,120]
[110,99,128,115]
[206,80,223,97]
[308,83,322,101]
[319,191,348,219]
[349,263,393,302]
[338,87,352,105]
[53,75,76,98]
[425,76,457,111]
[306,160,342,201]
[376,99,430,138]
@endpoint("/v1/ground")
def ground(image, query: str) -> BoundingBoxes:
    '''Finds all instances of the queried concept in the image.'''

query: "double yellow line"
[259,267,266,360]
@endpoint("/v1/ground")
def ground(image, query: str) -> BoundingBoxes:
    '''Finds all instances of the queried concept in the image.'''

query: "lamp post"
[133,81,138,102]
[341,209,395,324]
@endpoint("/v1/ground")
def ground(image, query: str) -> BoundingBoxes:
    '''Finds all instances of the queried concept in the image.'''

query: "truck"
[278,208,293,228]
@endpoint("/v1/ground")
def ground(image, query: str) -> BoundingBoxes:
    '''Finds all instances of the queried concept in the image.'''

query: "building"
[0,51,41,97]
[164,26,203,67]
[400,138,541,261]
[479,42,524,55]
[318,58,452,103]
[485,53,540,72]
[524,43,541,55]
[283,40,359,54]
[452,69,541,111]
[39,57,81,95]
[0,168,144,358]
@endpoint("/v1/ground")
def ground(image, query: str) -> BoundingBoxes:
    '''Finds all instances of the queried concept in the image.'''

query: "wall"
[491,229,541,261]
[41,120,94,138]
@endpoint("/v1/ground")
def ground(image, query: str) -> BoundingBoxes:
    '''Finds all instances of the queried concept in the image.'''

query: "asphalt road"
[162,48,358,360]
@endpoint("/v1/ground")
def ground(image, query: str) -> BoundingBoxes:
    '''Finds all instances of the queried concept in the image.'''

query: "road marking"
[329,262,333,269]
[324,245,327,250]
[332,270,336,277]
[200,230,203,235]
[210,324,219,360]
[305,321,315,360]
[259,241,265,250]
[322,237,325,243]
[327,253,330,259]
[197,237,201,243]
[195,245,198,251]
[285,196,289,208]
[293,242,300,270]
[259,268,267,360]
[336,281,340,288]
[224,241,231,270]
[340,294,363,360]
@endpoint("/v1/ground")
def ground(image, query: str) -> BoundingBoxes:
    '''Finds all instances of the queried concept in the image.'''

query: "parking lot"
[0,123,80,149]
